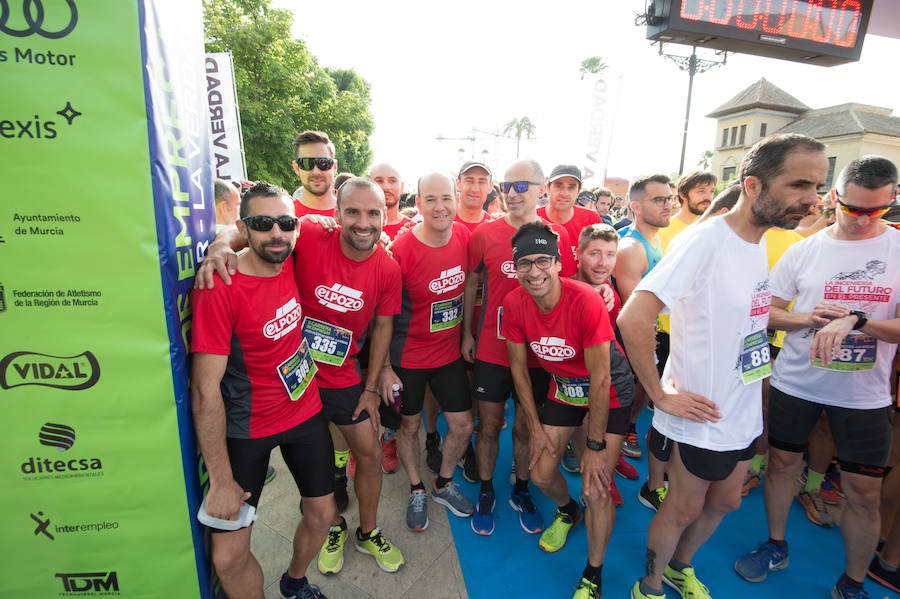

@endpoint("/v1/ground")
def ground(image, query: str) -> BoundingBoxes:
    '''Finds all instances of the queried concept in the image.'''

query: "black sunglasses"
[294,156,335,171]
[500,180,542,194]
[242,215,298,232]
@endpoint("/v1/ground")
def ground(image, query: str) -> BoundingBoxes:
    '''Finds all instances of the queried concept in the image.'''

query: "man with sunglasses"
[292,130,338,217]
[620,134,828,599]
[191,182,334,599]
[197,177,406,577]
[461,160,576,537]
[735,155,900,599]
[537,165,601,257]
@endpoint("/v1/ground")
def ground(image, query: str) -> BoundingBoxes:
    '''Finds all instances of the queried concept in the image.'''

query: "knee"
[709,492,743,514]
[478,410,503,438]
[354,439,382,469]
[529,463,555,489]
[302,497,338,532]
[665,499,704,527]
[399,417,420,437]
[212,537,251,576]
[448,417,474,438]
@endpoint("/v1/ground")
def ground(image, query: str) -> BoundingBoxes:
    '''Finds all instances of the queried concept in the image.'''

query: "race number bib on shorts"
[430,293,463,332]
[301,317,353,367]
[553,374,590,407]
[278,338,318,401]
[812,333,877,372]
[740,329,771,385]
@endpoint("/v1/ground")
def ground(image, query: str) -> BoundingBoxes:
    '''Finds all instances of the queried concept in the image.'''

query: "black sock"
[410,482,425,493]
[435,476,452,489]
[480,479,494,495]
[514,477,529,494]
[582,563,602,583]
[841,573,864,589]
[668,558,690,572]
[426,431,439,441]
[282,572,307,588]
[559,498,578,517]
[768,537,787,548]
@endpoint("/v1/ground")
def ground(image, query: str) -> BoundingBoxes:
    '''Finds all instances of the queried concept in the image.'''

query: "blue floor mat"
[441,405,900,599]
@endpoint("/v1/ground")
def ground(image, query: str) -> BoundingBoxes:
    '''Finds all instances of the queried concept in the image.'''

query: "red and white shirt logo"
[315,284,364,313]
[530,336,576,362]
[500,261,517,278]
[428,266,466,294]
[264,298,303,340]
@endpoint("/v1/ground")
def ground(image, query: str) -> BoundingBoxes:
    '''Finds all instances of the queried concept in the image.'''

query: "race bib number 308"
[278,338,318,401]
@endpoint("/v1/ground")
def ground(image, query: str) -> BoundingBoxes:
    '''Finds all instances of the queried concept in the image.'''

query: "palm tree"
[579,56,607,80]
[698,150,714,170]
[502,117,536,159]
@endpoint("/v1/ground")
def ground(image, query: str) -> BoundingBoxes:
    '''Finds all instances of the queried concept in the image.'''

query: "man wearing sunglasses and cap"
[191,182,334,599]
[292,130,339,217]
[537,164,601,256]
[735,155,900,599]
[502,221,630,599]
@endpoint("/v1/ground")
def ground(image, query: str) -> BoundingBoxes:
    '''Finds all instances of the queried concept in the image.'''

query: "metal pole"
[679,47,697,175]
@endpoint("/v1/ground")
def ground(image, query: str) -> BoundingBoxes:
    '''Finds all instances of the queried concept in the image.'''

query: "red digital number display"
[680,0,863,48]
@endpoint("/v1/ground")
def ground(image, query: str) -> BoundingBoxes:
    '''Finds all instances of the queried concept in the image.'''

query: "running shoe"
[832,575,871,599]
[471,491,495,535]
[562,441,580,473]
[797,489,834,527]
[406,489,429,532]
[458,443,478,483]
[741,472,760,497]
[734,540,789,582]
[509,488,544,534]
[317,519,347,575]
[425,432,443,474]
[638,482,667,512]
[333,466,349,513]
[355,527,404,572]
[279,572,327,599]
[663,565,710,599]
[610,479,624,507]
[630,581,665,599]
[539,505,582,553]
[867,555,900,594]
[820,475,843,505]
[433,480,474,517]
[265,465,277,485]
[615,454,639,479]
[573,576,601,599]
[622,427,642,459]
[381,431,398,474]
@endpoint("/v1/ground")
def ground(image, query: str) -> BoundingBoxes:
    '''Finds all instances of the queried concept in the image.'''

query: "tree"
[698,150,714,171]
[579,56,607,80]
[203,0,373,187]
[502,117,536,159]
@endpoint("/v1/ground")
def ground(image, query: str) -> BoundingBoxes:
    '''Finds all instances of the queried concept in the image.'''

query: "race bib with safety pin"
[301,317,353,366]
[740,330,771,385]
[553,374,591,407]
[278,338,318,401]
[430,293,463,332]
[812,333,877,372]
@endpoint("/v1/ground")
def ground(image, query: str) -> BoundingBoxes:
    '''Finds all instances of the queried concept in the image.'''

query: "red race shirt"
[383,216,414,241]
[191,266,322,439]
[455,212,490,234]
[390,222,471,369]
[293,199,335,218]
[467,217,576,367]
[537,205,601,255]
[501,278,623,407]
[294,222,402,389]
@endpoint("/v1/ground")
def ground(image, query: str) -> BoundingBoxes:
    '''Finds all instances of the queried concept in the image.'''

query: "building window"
[739,125,746,146]
[824,157,837,189]
[730,127,737,146]
[760,122,768,137]
[722,128,729,148]
[723,166,737,181]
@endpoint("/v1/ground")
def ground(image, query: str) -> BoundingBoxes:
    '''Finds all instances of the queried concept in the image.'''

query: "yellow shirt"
[656,215,693,334]
[764,227,804,348]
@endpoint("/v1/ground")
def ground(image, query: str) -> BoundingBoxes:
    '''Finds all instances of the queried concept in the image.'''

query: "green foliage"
[579,56,607,79]
[203,0,373,187]
[502,117,537,159]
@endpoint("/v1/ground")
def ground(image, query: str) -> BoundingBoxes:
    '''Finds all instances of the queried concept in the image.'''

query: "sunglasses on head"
[836,199,894,219]
[294,156,335,171]
[242,215,298,232]
[500,180,542,194]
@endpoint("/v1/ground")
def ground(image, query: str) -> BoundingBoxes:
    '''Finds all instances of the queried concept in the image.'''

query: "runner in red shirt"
[291,130,337,217]
[461,159,576,537]
[455,160,494,233]
[370,163,413,240]
[191,182,334,599]
[379,172,476,532]
[501,221,628,599]
[536,164,601,257]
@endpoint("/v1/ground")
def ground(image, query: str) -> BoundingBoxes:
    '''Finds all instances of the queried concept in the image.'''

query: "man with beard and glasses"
[620,134,827,599]
[191,182,334,599]
[197,177,406,577]
[291,130,338,217]
[369,163,413,241]
[735,156,900,599]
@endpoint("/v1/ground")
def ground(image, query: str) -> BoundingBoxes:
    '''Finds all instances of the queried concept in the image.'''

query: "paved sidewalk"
[254,434,469,599]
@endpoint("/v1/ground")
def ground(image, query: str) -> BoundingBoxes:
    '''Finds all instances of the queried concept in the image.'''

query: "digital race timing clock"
[646,0,873,66]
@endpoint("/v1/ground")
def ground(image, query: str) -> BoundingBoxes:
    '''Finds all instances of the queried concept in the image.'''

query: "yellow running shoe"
[355,527,404,572]
[538,506,582,553]
[662,565,711,599]
[317,519,347,575]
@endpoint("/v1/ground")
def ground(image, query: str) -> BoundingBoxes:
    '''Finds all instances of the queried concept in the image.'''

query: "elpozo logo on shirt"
[530,337,576,362]
[428,266,465,294]
[263,298,302,340]
[500,261,517,278]
[315,283,364,313]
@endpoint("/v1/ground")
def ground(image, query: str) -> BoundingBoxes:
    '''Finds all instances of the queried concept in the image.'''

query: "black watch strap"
[585,437,606,452]
[850,310,868,330]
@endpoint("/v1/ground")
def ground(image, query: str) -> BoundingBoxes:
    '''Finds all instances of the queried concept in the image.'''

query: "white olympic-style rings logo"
[0,0,78,39]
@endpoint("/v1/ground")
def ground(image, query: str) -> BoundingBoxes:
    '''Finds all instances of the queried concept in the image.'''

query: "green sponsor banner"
[1,1,204,596]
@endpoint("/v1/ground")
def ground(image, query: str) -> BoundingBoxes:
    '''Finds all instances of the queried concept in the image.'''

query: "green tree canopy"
[502,117,536,159]
[204,0,374,187]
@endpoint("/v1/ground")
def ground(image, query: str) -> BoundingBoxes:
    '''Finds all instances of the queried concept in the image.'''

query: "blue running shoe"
[471,491,495,535]
[562,442,580,473]
[832,575,871,599]
[279,572,327,598]
[734,540,789,583]
[509,488,544,534]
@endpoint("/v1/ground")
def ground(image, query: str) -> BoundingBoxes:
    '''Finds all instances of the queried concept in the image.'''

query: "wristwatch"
[849,310,868,330]
[585,437,606,452]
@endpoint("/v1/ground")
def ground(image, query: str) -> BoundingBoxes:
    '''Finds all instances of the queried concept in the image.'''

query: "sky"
[275,0,900,189]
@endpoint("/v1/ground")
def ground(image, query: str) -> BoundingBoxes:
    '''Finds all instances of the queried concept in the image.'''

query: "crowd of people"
[197,129,900,599]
